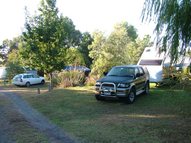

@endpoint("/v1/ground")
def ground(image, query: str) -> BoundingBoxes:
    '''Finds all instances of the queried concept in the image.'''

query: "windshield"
[107,67,135,77]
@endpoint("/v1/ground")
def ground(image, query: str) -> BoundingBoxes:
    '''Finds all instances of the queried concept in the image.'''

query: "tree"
[142,0,191,62]
[78,32,93,67]
[21,0,81,88]
[64,47,85,66]
[89,22,149,77]
[0,37,22,65]
[5,49,24,80]
[88,31,107,76]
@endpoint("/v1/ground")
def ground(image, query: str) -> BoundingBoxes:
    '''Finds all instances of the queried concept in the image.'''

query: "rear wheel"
[126,89,136,104]
[26,82,30,87]
[41,80,45,84]
[144,82,150,95]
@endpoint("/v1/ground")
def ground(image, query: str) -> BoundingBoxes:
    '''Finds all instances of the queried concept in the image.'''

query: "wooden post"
[48,84,51,92]
[37,88,40,94]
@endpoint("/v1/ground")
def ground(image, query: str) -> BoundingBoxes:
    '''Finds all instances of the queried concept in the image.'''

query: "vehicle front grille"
[100,82,116,96]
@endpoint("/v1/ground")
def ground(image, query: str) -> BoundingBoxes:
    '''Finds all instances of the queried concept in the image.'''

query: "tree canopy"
[89,22,151,77]
[142,0,191,62]
[21,0,80,76]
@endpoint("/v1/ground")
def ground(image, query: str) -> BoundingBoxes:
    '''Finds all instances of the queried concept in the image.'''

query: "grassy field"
[2,83,191,143]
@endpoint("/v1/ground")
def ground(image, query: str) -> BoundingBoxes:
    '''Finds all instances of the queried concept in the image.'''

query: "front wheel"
[95,94,105,101]
[126,89,136,104]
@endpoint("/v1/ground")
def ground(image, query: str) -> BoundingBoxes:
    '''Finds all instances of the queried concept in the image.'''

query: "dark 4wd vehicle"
[95,65,150,103]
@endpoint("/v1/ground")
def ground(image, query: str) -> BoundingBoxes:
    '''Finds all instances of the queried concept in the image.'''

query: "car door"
[134,67,145,92]
[28,74,35,85]
[33,74,41,84]
[137,67,146,90]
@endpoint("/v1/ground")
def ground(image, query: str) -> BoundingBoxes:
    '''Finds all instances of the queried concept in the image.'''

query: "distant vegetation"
[0,0,151,86]
[1,0,190,87]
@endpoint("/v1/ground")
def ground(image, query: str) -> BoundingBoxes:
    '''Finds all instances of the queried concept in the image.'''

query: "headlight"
[118,83,130,88]
[95,82,101,86]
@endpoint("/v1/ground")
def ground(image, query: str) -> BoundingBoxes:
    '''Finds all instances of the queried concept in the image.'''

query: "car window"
[107,67,135,78]
[134,68,139,75]
[33,74,39,78]
[139,59,163,65]
[23,75,27,78]
[138,67,145,75]
[14,75,22,80]
[26,74,33,78]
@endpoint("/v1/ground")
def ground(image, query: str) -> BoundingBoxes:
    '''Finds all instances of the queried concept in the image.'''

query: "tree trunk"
[49,72,53,91]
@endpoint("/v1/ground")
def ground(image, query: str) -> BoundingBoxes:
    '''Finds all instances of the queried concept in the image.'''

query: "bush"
[53,70,86,88]
[6,62,24,81]
[85,74,100,86]
[161,71,191,90]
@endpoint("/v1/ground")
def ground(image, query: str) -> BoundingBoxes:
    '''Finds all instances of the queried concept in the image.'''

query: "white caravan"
[0,67,7,80]
[137,47,170,83]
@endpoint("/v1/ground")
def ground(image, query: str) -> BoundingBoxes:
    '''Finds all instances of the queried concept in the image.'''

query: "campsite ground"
[0,83,191,143]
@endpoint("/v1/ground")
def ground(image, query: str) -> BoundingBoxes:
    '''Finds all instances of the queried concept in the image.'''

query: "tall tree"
[142,0,191,62]
[78,32,93,67]
[21,0,81,87]
[64,47,85,66]
[0,37,22,65]
[88,31,107,76]
[89,22,149,77]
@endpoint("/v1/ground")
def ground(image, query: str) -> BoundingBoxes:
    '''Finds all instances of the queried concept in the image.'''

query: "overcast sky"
[0,0,154,43]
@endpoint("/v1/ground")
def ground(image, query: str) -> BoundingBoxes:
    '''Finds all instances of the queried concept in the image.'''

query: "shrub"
[53,70,86,88]
[6,62,24,81]
[85,74,100,86]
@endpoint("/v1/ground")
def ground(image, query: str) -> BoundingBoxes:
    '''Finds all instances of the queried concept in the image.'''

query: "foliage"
[0,37,22,65]
[64,47,85,66]
[5,49,24,80]
[6,63,24,81]
[89,22,151,77]
[53,70,86,87]
[21,0,81,87]
[78,32,93,67]
[85,74,100,86]
[161,66,191,89]
[142,0,191,62]
[88,31,107,76]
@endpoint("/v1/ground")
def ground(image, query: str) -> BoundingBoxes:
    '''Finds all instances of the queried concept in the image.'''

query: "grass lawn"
[2,83,191,143]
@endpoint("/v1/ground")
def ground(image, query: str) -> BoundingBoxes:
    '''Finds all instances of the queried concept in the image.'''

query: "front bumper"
[95,82,130,97]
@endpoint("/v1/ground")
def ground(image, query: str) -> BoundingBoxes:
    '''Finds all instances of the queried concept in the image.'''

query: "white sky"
[0,0,155,44]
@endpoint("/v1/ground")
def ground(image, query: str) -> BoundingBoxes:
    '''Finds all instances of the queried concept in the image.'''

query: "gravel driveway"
[0,88,78,143]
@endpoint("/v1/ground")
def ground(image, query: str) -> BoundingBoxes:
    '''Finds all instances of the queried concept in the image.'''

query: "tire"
[95,94,105,101]
[26,82,30,87]
[144,82,150,95]
[41,80,45,85]
[126,89,136,104]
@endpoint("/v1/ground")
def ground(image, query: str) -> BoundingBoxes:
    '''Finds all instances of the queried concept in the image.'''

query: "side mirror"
[103,72,108,76]
[136,73,141,77]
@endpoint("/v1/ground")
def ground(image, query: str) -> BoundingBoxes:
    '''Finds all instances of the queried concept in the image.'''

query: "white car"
[12,73,45,87]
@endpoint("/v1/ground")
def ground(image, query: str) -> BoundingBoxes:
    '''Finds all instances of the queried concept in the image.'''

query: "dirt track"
[0,88,78,143]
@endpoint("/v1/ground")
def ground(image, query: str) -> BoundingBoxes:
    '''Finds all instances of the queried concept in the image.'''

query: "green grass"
[21,85,191,143]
